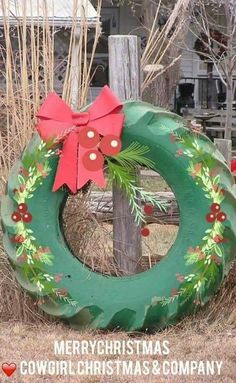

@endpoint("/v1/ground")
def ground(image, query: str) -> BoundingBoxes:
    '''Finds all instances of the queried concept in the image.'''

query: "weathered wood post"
[214,138,232,166]
[108,35,142,274]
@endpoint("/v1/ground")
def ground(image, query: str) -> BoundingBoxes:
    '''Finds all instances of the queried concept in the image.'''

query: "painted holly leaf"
[215,245,223,257]
[18,174,25,185]
[213,175,220,185]
[16,245,24,257]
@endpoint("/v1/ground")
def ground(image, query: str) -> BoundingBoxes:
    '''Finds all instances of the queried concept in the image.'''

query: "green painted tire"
[2,101,236,331]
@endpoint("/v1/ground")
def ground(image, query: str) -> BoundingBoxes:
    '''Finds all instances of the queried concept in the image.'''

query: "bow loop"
[37,92,73,122]
[36,86,124,193]
[89,85,123,120]
[72,112,89,126]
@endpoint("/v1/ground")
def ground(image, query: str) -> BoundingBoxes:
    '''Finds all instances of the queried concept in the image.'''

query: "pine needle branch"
[111,142,155,169]
[107,159,167,225]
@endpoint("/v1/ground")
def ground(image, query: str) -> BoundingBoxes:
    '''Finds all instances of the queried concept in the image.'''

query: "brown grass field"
[0,6,235,381]
[1,316,235,383]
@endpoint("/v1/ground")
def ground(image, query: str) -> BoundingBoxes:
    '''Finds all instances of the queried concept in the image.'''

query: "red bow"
[36,86,124,193]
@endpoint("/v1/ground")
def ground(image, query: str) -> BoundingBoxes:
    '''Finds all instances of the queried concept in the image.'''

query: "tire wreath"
[2,100,236,331]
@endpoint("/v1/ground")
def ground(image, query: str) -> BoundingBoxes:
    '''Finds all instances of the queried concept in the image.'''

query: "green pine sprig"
[107,159,145,224]
[107,143,166,225]
[112,142,155,169]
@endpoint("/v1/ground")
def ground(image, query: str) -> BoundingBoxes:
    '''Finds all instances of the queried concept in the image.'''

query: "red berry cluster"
[211,254,221,266]
[11,203,32,223]
[16,253,28,264]
[11,234,25,244]
[206,203,227,223]
[140,204,155,237]
[77,127,122,172]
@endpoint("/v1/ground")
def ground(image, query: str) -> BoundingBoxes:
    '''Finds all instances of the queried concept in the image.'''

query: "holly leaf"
[18,175,25,184]
[16,245,24,257]
[213,175,220,185]
[215,245,223,257]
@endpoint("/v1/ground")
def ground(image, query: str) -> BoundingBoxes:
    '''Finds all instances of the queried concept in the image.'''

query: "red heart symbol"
[2,362,17,377]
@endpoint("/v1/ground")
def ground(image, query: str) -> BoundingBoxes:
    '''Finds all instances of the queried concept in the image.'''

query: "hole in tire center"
[62,170,179,276]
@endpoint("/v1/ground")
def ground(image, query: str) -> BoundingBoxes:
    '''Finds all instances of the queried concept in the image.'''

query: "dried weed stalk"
[0,0,102,322]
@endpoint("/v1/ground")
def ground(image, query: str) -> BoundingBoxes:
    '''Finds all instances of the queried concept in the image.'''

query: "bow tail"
[52,132,79,193]
[77,146,107,190]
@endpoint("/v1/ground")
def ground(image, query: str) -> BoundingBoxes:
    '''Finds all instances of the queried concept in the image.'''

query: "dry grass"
[0,240,53,323]
[0,0,102,322]
[141,0,192,94]
[62,174,175,276]
[63,191,178,276]
[0,6,235,374]
[0,317,235,383]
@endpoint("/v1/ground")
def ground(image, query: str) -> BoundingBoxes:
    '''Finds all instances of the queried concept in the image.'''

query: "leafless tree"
[110,0,193,108]
[140,0,193,108]
[191,0,236,139]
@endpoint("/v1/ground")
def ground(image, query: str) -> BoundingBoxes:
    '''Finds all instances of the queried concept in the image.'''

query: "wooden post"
[214,138,232,166]
[108,35,142,275]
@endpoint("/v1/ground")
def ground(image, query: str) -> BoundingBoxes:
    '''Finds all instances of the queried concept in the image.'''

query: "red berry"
[99,135,122,156]
[141,227,150,237]
[206,213,216,223]
[78,127,100,149]
[144,204,154,215]
[231,158,236,172]
[16,235,25,243]
[54,274,63,283]
[19,184,26,192]
[170,133,178,142]
[11,211,22,222]
[11,236,16,243]
[16,253,28,264]
[82,150,104,172]
[18,203,28,213]
[22,212,32,223]
[20,167,29,177]
[176,149,184,156]
[214,235,223,243]
[210,203,221,213]
[216,212,227,222]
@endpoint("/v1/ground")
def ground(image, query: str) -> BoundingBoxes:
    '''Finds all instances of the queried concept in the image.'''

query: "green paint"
[2,101,236,331]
